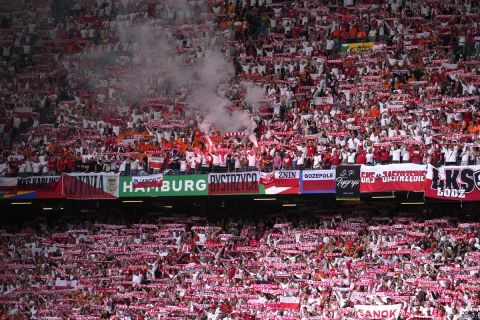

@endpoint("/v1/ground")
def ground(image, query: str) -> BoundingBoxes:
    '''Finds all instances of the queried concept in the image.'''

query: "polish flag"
[148,157,163,169]
[278,296,300,310]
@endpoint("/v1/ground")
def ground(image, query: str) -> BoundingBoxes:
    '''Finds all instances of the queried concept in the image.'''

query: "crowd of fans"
[1,0,480,177]
[1,208,480,319]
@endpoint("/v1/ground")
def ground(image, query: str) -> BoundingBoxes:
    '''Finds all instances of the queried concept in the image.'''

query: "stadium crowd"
[1,210,480,319]
[1,0,480,177]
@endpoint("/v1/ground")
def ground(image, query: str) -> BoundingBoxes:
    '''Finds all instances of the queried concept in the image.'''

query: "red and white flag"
[148,157,163,169]
[260,171,300,194]
[278,296,300,310]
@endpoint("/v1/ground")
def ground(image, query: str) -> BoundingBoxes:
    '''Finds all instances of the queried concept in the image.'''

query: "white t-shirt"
[366,152,374,164]
[347,152,356,163]
[180,160,187,172]
[247,154,256,167]
[212,154,221,166]
[391,148,401,162]
[0,163,7,175]
[313,155,322,168]
[443,147,457,163]
[401,148,410,162]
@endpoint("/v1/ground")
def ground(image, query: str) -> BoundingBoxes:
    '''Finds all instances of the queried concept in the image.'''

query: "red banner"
[17,176,63,199]
[62,173,119,199]
[360,164,426,192]
[425,165,480,201]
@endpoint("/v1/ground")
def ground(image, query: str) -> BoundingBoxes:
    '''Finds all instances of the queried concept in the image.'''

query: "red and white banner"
[360,164,426,193]
[301,170,336,194]
[132,174,163,188]
[148,157,163,169]
[425,164,480,201]
[260,170,300,194]
[62,173,119,199]
[354,304,402,319]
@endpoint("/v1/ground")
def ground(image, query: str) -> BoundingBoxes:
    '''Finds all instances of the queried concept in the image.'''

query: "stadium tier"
[0,203,479,319]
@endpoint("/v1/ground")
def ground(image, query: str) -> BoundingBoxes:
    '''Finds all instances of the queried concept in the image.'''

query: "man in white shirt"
[32,160,41,176]
[247,151,257,171]
[130,158,139,176]
[347,135,358,151]
[0,158,7,176]
[212,152,221,172]
[401,145,410,163]
[366,148,374,165]
[443,145,458,165]
[460,146,471,166]
[346,149,356,164]
[313,152,322,169]
[391,146,401,163]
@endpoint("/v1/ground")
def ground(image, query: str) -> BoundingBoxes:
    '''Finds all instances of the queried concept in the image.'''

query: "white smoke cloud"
[244,83,266,110]
[66,0,257,136]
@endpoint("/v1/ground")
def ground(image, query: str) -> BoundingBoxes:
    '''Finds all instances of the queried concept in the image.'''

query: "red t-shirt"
[356,152,366,164]
[323,153,332,167]
[381,150,390,162]
[306,145,315,157]
[331,153,340,165]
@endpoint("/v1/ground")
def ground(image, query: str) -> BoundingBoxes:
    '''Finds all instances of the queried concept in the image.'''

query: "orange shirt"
[356,31,366,38]
[468,124,480,133]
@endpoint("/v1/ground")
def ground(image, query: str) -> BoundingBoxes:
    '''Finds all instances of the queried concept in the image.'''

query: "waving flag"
[132,174,163,188]
[148,157,163,169]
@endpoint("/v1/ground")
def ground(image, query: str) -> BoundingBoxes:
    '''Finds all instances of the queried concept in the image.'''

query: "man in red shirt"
[322,151,332,169]
[374,147,381,165]
[306,140,316,168]
[282,151,293,170]
[47,157,57,175]
[410,145,423,163]
[330,149,340,167]
[380,147,390,164]
[356,148,367,164]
